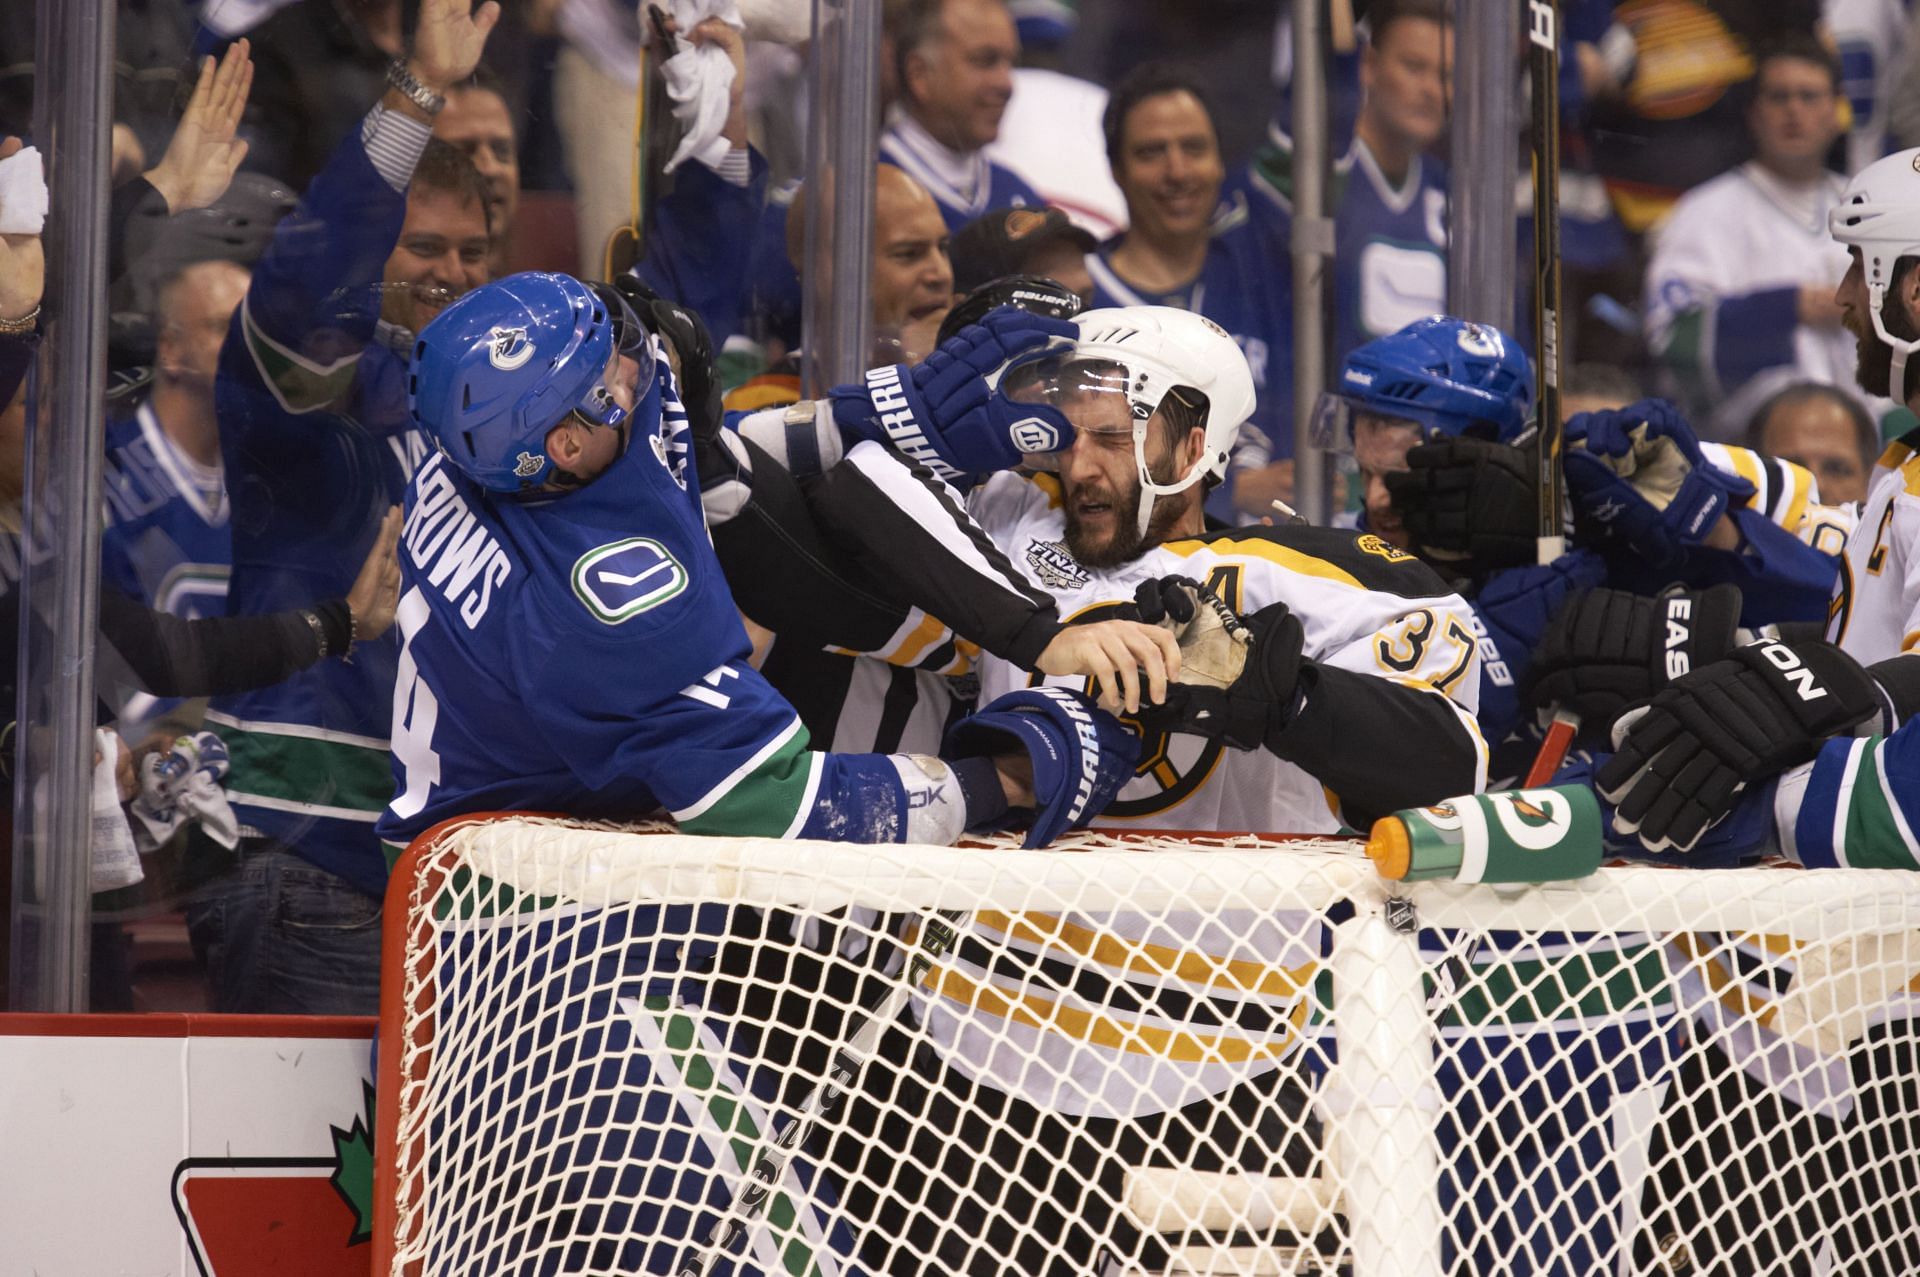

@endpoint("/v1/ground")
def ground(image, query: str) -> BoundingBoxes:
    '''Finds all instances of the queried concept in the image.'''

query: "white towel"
[129,731,240,854]
[657,0,745,173]
[91,728,143,894]
[0,145,48,236]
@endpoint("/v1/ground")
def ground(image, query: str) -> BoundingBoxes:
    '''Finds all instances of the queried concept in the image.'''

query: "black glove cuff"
[1869,655,1920,734]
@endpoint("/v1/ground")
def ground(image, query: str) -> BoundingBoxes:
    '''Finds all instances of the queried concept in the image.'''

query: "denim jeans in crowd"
[184,840,382,1016]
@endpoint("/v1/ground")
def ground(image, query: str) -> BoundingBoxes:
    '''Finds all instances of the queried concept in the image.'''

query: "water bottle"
[1366,785,1604,884]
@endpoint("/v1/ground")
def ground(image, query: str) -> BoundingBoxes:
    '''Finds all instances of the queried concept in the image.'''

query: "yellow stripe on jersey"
[1720,444,1763,505]
[925,964,1311,1062]
[1779,460,1813,537]
[1877,438,1917,472]
[972,910,1319,1000]
[1029,472,1065,510]
[1905,629,1920,654]
[1159,535,1365,592]
[890,612,950,667]
[1669,932,1780,1030]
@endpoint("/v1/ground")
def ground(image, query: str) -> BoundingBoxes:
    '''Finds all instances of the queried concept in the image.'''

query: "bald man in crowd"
[1746,382,1881,506]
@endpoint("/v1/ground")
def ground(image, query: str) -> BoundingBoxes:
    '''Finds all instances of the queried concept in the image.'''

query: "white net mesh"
[376,817,1920,1277]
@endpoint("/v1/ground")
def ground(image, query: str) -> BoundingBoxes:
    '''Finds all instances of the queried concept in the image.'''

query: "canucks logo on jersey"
[572,537,689,624]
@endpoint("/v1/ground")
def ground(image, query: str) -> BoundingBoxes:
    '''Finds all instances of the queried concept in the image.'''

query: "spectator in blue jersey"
[1089,62,1291,523]
[194,0,503,1017]
[731,164,955,409]
[1243,0,1452,376]
[882,0,1040,231]
[103,259,248,626]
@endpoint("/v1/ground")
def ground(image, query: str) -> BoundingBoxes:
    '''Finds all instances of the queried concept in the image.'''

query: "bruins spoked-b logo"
[1027,565,1244,817]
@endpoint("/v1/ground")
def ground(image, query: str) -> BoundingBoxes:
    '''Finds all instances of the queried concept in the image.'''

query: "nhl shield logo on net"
[488,325,534,371]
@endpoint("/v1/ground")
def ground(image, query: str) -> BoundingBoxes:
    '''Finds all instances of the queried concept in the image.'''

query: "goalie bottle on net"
[1366,785,1603,884]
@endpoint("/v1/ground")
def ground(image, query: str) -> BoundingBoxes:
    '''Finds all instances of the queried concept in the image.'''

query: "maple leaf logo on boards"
[172,1082,375,1275]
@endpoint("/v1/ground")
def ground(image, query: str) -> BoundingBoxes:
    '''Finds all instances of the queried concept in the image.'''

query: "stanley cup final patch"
[572,537,688,624]
[1025,538,1090,590]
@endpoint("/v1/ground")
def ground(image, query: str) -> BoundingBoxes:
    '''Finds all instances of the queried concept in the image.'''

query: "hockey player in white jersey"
[711,304,1486,1273]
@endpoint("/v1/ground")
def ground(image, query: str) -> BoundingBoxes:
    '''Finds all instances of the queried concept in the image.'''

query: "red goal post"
[375,813,1920,1277]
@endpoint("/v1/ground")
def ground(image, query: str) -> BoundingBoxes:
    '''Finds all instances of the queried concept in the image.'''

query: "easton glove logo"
[487,325,534,371]
[1664,595,1693,679]
[1756,640,1829,702]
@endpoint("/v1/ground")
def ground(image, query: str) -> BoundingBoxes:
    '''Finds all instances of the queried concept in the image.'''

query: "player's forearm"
[1776,724,1920,871]
[1269,665,1488,830]
[809,443,1063,670]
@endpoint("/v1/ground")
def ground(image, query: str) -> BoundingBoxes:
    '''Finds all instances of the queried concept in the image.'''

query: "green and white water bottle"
[1366,785,1604,884]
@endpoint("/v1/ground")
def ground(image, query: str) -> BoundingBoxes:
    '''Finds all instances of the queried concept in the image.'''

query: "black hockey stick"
[1528,0,1565,567]
[675,909,966,1277]
[1525,0,1581,784]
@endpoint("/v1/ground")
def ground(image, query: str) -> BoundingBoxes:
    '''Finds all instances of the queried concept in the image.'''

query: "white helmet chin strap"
[1867,280,1920,402]
[1132,428,1224,538]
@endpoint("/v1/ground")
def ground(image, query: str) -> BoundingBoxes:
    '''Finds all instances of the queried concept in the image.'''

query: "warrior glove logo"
[487,326,534,371]
[1010,416,1064,455]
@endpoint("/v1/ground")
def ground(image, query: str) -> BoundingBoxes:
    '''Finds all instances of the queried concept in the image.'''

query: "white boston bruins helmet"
[1830,148,1920,400]
[999,306,1257,535]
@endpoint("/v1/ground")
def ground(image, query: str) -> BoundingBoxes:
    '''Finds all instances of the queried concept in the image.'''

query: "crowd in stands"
[0,0,1912,1017]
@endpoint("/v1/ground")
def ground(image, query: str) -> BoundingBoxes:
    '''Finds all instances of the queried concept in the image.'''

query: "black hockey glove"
[1138,589,1308,752]
[1382,436,1537,573]
[611,275,723,444]
[1596,639,1879,853]
[1526,585,1743,733]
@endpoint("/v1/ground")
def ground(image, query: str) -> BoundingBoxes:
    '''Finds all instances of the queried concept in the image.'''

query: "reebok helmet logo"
[1455,324,1505,358]
[1009,416,1064,454]
[487,326,534,371]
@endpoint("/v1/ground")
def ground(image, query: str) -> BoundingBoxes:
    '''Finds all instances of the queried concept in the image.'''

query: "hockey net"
[375,815,1920,1277]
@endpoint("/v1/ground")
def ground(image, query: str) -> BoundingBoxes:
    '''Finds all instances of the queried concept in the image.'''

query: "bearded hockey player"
[704,303,1485,1272]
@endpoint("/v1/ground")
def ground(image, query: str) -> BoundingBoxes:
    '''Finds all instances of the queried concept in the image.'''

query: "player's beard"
[1853,291,1920,402]
[1063,462,1189,569]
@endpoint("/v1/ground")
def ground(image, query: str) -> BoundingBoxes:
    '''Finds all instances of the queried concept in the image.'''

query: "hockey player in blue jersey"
[1319,315,1845,749]
[377,271,1164,1277]
[378,269,1152,852]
